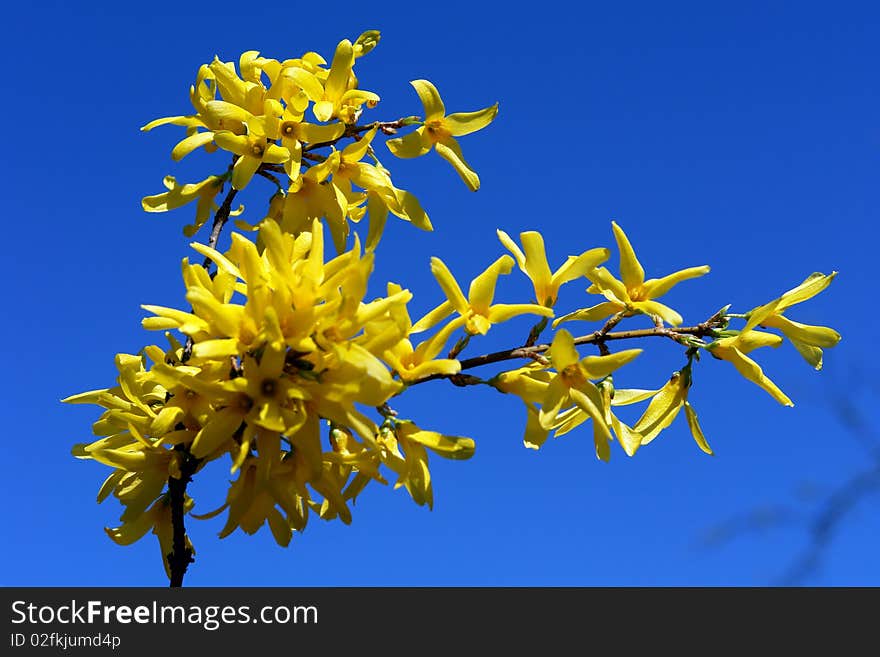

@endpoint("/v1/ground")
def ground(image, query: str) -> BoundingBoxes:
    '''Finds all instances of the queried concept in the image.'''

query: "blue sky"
[4,1,877,586]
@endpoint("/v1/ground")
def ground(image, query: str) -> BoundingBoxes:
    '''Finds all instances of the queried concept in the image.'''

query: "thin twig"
[447,334,471,360]
[407,319,723,387]
[525,317,548,347]
[171,182,239,586]
[255,168,283,190]
[592,312,627,355]
[302,118,414,153]
[201,186,240,268]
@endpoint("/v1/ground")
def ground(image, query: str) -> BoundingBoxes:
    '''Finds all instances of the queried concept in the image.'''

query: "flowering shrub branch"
[406,309,729,388]
[64,30,841,586]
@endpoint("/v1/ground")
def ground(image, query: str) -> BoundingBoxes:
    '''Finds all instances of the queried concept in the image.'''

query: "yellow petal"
[213,131,250,157]
[468,255,514,314]
[399,423,475,460]
[410,79,445,120]
[392,188,432,231]
[611,222,645,289]
[641,265,711,299]
[745,272,837,331]
[282,67,324,101]
[203,100,252,125]
[579,348,642,380]
[313,100,335,123]
[411,316,466,363]
[716,345,793,407]
[325,39,355,101]
[552,406,589,436]
[634,374,685,444]
[593,421,611,462]
[141,115,204,131]
[549,329,580,371]
[684,402,713,455]
[760,314,841,348]
[791,340,825,371]
[340,88,380,107]
[539,376,570,429]
[486,303,553,324]
[444,104,499,137]
[550,248,611,291]
[191,338,239,359]
[396,358,462,382]
[142,175,220,213]
[492,367,553,404]
[411,300,455,334]
[777,272,837,310]
[523,404,551,450]
[465,314,492,335]
[365,192,389,251]
[435,137,480,191]
[171,131,215,161]
[189,242,241,279]
[263,143,291,164]
[266,507,292,547]
[569,383,610,442]
[298,121,345,144]
[151,407,184,437]
[386,126,431,158]
[611,414,642,457]
[430,258,470,315]
[734,329,784,353]
[89,447,149,471]
[586,267,629,305]
[610,387,660,406]
[519,232,553,301]
[231,155,261,190]
[341,127,376,162]
[633,300,683,327]
[191,409,243,458]
[497,229,526,271]
[552,301,622,327]
[105,511,155,546]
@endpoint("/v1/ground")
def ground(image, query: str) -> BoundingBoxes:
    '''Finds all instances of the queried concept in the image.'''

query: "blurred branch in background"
[699,364,880,585]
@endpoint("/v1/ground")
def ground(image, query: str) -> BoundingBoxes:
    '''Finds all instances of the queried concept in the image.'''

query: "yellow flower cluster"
[706,272,841,406]
[140,31,497,250]
[488,223,841,460]
[65,218,475,566]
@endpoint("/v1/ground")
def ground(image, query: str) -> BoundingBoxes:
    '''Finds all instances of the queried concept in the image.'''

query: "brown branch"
[302,118,414,153]
[255,167,283,189]
[524,317,549,347]
[170,183,240,586]
[447,334,471,360]
[407,319,722,387]
[592,312,627,355]
[166,446,200,587]
[181,184,240,365]
[201,185,240,268]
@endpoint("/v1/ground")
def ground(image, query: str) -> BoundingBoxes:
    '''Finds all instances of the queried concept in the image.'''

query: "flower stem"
[407,314,726,387]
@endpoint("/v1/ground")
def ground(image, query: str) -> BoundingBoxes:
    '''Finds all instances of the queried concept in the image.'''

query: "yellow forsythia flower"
[387,79,498,190]
[556,222,710,327]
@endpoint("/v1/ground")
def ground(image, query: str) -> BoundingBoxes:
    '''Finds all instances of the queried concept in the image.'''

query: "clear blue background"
[4,1,877,586]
